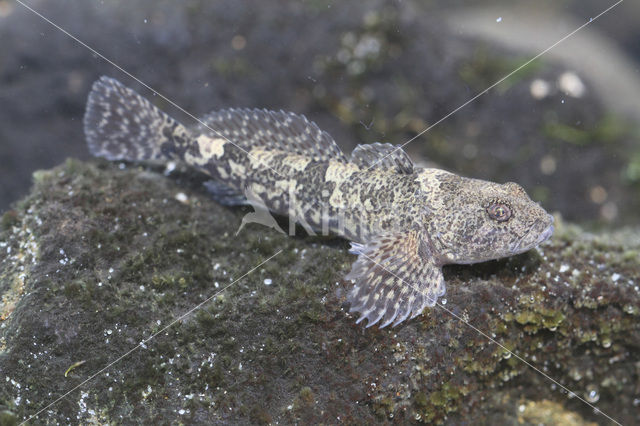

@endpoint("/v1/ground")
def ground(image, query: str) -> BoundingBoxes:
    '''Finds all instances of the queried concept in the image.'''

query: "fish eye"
[486,201,512,222]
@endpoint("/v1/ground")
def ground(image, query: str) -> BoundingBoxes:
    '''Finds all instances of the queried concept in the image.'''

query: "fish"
[84,76,554,328]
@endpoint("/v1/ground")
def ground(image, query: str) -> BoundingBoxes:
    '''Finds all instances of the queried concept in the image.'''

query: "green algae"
[0,211,18,232]
[542,114,632,148]
[510,307,565,333]
[458,47,542,92]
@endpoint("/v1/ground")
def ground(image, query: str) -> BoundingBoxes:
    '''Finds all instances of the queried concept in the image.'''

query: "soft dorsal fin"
[199,108,348,163]
[350,142,414,174]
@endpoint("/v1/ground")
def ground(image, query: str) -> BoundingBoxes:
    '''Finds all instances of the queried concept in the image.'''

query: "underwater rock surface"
[0,159,639,424]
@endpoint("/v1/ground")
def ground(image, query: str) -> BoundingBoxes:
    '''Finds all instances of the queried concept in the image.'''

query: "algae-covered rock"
[0,159,639,424]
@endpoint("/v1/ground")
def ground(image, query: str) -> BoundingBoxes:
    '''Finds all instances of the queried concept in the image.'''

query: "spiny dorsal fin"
[350,142,414,174]
[200,108,348,163]
[345,230,445,328]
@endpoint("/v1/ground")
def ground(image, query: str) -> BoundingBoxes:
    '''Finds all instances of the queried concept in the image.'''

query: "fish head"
[425,173,554,264]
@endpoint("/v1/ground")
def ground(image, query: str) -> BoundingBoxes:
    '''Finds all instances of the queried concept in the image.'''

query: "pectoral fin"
[345,230,445,328]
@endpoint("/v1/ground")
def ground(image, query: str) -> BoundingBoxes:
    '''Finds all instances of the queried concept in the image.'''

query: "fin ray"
[84,76,187,162]
[200,108,348,163]
[350,142,414,174]
[346,230,445,328]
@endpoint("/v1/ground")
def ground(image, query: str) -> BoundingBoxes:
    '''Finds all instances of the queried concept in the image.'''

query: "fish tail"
[83,76,189,162]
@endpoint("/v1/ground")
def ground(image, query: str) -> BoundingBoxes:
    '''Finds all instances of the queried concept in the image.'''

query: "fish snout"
[536,214,555,244]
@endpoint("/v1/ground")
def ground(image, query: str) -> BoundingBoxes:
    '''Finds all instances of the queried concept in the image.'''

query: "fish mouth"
[510,215,555,254]
[536,214,555,244]
[536,224,554,244]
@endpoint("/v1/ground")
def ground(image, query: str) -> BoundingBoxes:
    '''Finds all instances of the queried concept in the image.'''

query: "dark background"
[1,0,639,225]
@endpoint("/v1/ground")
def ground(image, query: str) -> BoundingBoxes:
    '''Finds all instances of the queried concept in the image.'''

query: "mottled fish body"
[84,76,554,328]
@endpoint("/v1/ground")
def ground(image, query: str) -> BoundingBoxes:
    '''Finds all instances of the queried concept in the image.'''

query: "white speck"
[558,71,585,98]
[559,264,569,273]
[585,386,600,403]
[539,155,557,175]
[144,19,148,23]
[263,278,272,286]
[108,267,114,274]
[611,273,620,282]
[214,263,220,271]
[106,329,112,335]
[518,404,525,412]
[175,192,189,204]
[140,341,148,349]
[118,163,126,170]
[441,298,447,305]
[98,282,103,287]
[139,285,145,291]
[164,161,177,175]
[496,16,502,23]
[178,409,185,415]
[287,405,293,410]
[530,79,551,99]
[561,99,565,104]
[59,248,65,255]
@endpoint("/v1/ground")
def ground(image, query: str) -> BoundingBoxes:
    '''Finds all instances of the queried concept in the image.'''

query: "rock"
[0,159,638,424]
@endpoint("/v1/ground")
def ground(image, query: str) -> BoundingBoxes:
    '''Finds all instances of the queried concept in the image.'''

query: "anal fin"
[345,230,445,328]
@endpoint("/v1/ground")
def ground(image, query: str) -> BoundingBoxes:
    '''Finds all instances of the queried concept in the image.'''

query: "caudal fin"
[83,76,185,162]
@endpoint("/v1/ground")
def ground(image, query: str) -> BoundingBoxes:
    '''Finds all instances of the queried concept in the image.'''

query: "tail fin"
[83,76,185,161]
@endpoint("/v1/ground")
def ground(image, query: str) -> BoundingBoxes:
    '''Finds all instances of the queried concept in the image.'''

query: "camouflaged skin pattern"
[84,76,555,328]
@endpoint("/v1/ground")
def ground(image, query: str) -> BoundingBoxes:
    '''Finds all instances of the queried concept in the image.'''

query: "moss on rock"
[0,160,638,424]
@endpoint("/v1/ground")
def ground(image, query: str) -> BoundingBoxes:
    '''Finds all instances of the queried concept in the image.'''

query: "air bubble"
[584,385,600,403]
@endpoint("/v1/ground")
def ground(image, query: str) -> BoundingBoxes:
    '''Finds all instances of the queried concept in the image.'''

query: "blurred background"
[0,0,638,226]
